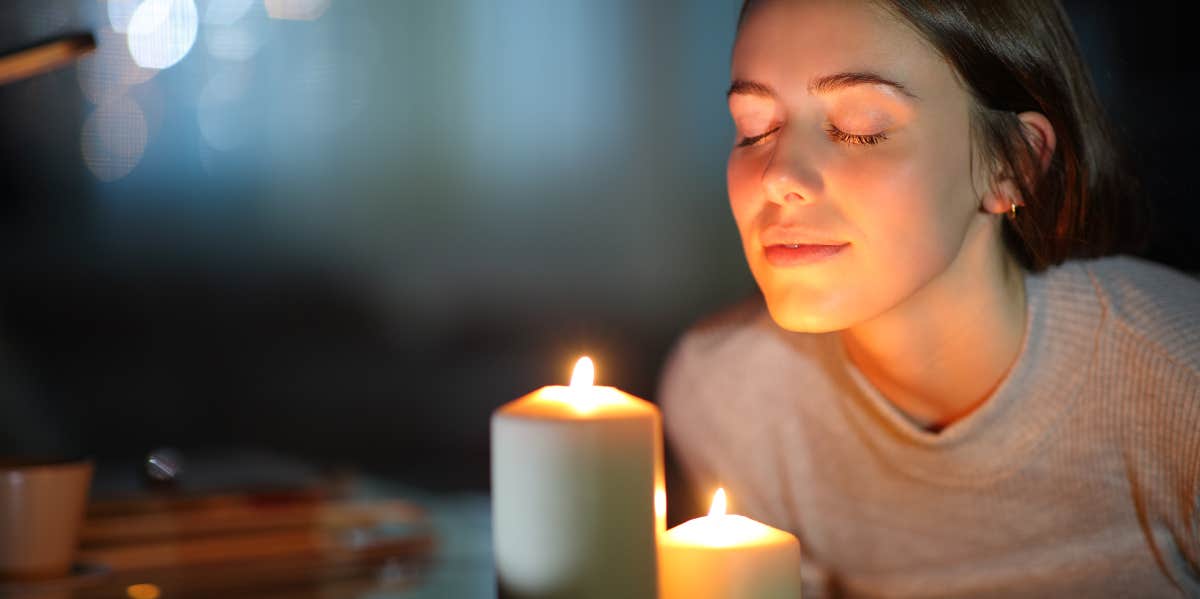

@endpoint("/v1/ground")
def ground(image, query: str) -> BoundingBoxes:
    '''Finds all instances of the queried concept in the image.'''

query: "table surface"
[1,473,495,599]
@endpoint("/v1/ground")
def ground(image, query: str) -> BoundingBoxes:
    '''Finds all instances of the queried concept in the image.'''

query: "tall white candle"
[660,489,802,599]
[492,357,662,599]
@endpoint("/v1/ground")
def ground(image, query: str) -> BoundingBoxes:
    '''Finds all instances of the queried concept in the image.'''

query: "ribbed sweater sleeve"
[1082,259,1200,591]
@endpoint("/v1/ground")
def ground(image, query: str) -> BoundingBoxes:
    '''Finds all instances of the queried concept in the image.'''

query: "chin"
[761,293,853,334]
[751,264,861,333]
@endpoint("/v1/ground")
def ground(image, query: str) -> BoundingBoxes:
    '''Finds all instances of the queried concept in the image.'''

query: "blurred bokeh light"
[108,0,140,34]
[81,95,148,181]
[126,0,199,69]
[204,0,255,26]
[264,0,331,21]
[77,27,157,106]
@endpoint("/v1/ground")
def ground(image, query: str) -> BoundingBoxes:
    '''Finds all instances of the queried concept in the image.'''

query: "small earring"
[1009,200,1018,219]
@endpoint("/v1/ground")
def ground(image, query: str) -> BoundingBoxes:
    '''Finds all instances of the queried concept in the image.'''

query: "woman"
[659,0,1200,596]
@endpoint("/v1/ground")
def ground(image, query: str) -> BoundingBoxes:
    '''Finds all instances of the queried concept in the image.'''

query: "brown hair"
[739,0,1145,271]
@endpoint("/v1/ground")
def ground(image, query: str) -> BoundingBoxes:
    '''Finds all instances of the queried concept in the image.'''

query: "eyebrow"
[726,79,775,98]
[727,71,919,100]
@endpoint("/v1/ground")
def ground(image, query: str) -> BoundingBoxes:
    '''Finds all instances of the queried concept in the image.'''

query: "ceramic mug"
[0,458,92,580]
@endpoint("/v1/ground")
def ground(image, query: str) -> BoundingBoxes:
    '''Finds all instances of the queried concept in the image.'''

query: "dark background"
[1,0,1196,524]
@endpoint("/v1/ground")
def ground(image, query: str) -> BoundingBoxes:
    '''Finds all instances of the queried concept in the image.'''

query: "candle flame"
[665,487,789,548]
[570,356,594,388]
[708,488,727,517]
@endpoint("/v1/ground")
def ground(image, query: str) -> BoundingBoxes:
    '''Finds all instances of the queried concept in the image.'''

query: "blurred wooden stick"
[78,525,432,573]
[0,32,95,87]
[82,499,426,547]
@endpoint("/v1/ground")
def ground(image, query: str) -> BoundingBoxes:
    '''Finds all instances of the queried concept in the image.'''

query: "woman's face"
[728,0,991,332]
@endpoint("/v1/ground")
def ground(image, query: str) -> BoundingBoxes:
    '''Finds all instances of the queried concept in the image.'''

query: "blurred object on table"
[140,447,184,486]
[0,458,92,581]
[89,448,332,500]
[0,452,436,598]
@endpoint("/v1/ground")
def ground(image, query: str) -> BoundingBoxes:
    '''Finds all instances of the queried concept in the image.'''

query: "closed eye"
[826,125,887,146]
[736,126,781,148]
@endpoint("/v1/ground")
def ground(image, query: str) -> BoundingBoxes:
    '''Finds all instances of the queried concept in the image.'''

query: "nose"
[762,131,821,207]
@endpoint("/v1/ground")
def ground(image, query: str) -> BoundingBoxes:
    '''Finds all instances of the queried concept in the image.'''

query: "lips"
[763,242,848,267]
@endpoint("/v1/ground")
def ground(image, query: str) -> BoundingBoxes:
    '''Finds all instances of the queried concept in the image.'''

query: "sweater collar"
[828,261,1104,485]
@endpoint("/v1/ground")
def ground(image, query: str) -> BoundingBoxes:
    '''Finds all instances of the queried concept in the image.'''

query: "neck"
[840,221,1027,429]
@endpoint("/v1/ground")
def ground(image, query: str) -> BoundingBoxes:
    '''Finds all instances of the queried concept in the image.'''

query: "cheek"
[726,153,762,234]
[838,134,977,268]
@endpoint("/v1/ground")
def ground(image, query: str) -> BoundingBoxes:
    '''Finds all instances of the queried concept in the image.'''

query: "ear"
[980,111,1057,216]
[1017,111,1056,175]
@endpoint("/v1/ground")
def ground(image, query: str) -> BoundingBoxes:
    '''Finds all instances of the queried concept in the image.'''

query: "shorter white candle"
[660,488,802,599]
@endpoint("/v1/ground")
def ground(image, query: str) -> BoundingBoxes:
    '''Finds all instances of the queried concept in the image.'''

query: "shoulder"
[1053,257,1200,466]
[662,294,773,370]
[1050,258,1200,566]
[657,294,773,411]
[657,294,833,426]
[1065,255,1200,377]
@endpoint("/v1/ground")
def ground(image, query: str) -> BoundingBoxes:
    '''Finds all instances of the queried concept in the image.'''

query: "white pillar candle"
[492,357,663,599]
[660,489,802,599]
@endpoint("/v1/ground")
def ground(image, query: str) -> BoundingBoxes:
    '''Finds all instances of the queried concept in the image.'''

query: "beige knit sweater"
[660,256,1200,598]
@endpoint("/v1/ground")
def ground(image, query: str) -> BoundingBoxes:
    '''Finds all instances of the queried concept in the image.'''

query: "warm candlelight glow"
[570,356,595,388]
[660,489,802,598]
[708,488,727,517]
[126,584,161,599]
[504,356,650,418]
[665,488,785,548]
[655,485,668,531]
